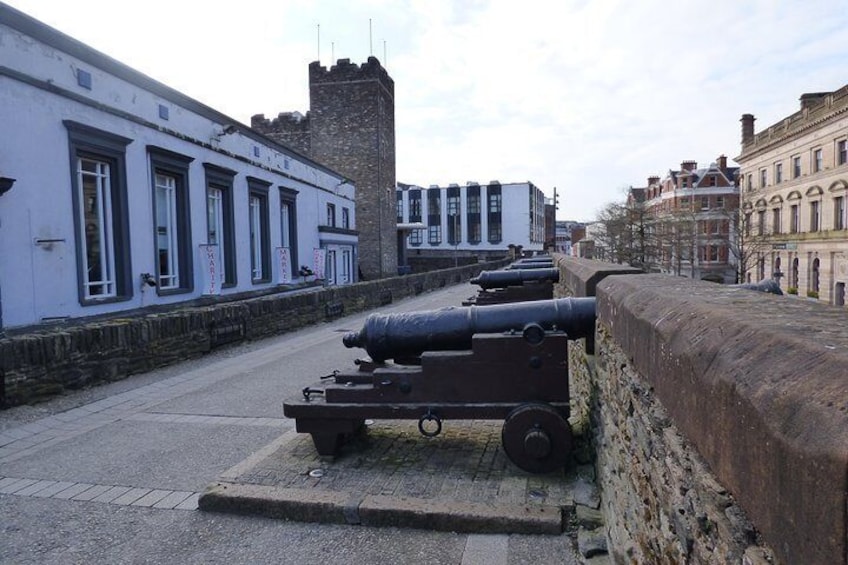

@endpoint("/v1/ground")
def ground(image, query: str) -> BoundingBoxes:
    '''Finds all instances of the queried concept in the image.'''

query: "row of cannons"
[283,256,590,474]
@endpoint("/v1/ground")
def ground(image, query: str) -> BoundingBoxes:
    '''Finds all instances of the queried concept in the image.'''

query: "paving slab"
[201,419,578,535]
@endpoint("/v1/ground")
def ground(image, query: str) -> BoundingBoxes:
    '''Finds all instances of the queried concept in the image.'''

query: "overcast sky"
[7,0,848,221]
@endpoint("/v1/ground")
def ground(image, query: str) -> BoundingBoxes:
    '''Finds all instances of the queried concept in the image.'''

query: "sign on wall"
[277,247,291,284]
[198,244,221,295]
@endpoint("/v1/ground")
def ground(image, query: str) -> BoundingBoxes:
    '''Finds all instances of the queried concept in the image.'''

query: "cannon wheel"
[501,403,572,473]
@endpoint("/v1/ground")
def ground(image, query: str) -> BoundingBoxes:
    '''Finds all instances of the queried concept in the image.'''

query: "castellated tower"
[252,57,397,280]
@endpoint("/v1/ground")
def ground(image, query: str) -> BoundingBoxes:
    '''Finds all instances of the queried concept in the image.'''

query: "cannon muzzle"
[343,297,596,362]
[732,278,783,295]
[470,268,560,290]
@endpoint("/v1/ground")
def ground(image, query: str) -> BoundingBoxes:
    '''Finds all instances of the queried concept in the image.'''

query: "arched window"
[791,257,799,288]
[773,256,782,285]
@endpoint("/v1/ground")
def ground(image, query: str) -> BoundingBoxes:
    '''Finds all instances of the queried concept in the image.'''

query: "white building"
[396,181,546,261]
[0,5,357,332]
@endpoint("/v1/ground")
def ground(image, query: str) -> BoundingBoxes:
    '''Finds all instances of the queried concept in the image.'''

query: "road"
[0,282,582,565]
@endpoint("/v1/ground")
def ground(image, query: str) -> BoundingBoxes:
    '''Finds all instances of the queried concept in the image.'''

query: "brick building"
[630,157,740,282]
[253,57,397,280]
[735,85,848,304]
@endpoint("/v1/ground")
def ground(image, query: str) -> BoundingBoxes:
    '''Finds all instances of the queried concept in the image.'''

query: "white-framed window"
[279,187,299,280]
[248,179,270,283]
[207,186,226,284]
[428,224,441,244]
[838,139,848,166]
[835,196,846,230]
[155,174,179,290]
[775,162,783,184]
[326,203,336,227]
[280,202,291,248]
[700,196,709,210]
[409,229,423,245]
[716,196,725,209]
[78,157,117,299]
[810,200,820,232]
[342,207,350,229]
[813,148,823,173]
[249,195,263,281]
[65,121,132,304]
[341,249,352,283]
[792,155,802,178]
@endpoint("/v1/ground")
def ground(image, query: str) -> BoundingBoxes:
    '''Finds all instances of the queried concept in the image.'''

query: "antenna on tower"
[317,24,320,62]
[331,41,335,62]
[383,40,387,66]
[369,18,373,56]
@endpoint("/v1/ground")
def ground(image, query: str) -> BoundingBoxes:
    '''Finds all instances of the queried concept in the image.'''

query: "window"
[466,185,481,244]
[447,186,461,244]
[149,146,193,293]
[790,204,799,233]
[408,190,422,221]
[700,196,709,210]
[279,187,299,280]
[708,176,717,187]
[760,169,767,188]
[326,203,336,227]
[487,184,502,242]
[396,192,403,222]
[409,229,423,245]
[835,196,846,230]
[716,196,725,209]
[811,257,820,293]
[709,245,719,262]
[813,148,823,173]
[488,222,502,242]
[467,192,481,214]
[428,224,441,244]
[711,220,721,235]
[427,189,441,215]
[792,155,802,178]
[838,139,848,166]
[488,190,502,213]
[744,213,752,237]
[775,162,783,184]
[65,121,132,303]
[757,210,766,235]
[810,200,820,232]
[341,249,352,283]
[772,208,781,234]
[342,207,350,229]
[248,178,271,283]
[205,164,236,286]
[746,173,753,191]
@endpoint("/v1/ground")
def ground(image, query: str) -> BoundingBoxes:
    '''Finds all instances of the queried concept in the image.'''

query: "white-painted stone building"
[0,4,357,332]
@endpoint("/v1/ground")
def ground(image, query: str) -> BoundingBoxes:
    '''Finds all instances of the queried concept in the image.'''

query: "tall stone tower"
[252,57,397,280]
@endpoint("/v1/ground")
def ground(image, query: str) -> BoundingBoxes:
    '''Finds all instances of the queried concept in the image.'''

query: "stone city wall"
[556,255,848,565]
[0,260,507,407]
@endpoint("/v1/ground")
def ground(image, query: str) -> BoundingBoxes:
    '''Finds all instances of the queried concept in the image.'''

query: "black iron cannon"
[505,260,554,270]
[284,297,596,473]
[733,278,783,295]
[470,268,560,290]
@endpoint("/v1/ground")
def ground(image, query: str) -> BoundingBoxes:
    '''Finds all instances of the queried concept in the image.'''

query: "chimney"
[681,161,697,172]
[717,155,727,170]
[741,114,756,145]
[647,176,660,186]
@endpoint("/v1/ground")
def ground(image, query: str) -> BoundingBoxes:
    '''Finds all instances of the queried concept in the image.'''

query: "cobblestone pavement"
[1,283,597,564]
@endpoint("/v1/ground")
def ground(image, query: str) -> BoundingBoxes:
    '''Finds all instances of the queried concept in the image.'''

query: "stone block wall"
[553,255,848,564]
[0,260,506,407]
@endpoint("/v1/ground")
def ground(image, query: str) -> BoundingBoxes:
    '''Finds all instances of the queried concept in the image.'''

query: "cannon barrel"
[343,297,596,362]
[470,268,560,290]
[505,262,554,270]
[732,278,783,295]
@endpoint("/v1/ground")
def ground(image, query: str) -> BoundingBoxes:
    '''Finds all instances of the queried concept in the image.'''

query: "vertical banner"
[198,244,221,295]
[312,248,326,279]
[276,247,291,284]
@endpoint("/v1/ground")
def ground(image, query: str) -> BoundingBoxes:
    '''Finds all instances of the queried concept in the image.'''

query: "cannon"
[463,268,559,305]
[733,278,783,295]
[283,297,596,473]
[471,268,559,290]
[505,259,554,270]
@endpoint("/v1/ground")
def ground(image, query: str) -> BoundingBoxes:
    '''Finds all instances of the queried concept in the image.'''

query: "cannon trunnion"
[283,298,595,474]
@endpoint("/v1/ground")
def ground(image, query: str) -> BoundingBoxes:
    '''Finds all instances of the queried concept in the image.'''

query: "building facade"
[0,5,357,332]
[396,181,547,262]
[735,86,848,304]
[631,157,740,282]
[252,57,397,280]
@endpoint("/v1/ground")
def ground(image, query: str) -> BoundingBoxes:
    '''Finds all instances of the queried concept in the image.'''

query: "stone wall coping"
[597,273,848,565]
[554,255,643,297]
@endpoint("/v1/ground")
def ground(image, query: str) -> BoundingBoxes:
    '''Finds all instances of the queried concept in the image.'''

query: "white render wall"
[0,7,356,330]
